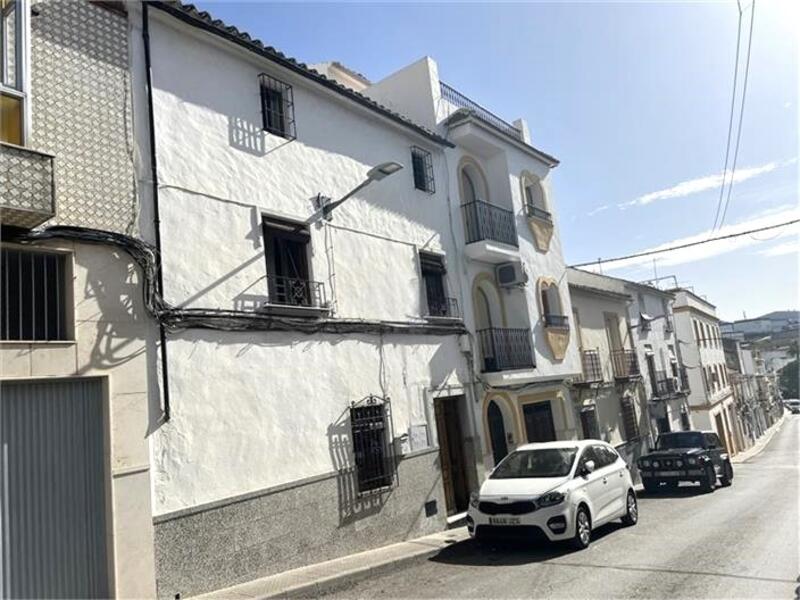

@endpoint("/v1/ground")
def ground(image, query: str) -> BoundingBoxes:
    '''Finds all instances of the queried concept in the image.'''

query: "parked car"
[467,440,638,550]
[784,399,800,414]
[637,430,733,494]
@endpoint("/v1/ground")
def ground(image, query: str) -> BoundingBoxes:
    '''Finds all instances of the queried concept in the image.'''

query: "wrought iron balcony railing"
[266,275,326,308]
[462,199,518,247]
[544,314,569,328]
[426,297,460,319]
[440,81,523,141]
[578,349,603,384]
[477,327,535,373]
[0,142,56,229]
[526,204,552,222]
[612,349,640,379]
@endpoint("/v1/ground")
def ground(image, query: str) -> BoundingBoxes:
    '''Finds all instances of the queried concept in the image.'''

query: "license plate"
[489,517,520,526]
[657,470,681,476]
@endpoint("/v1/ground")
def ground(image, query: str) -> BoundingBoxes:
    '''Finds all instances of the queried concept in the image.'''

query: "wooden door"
[523,401,557,443]
[434,397,469,514]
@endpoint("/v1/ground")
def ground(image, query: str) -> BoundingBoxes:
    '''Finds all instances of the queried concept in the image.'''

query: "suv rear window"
[656,432,705,449]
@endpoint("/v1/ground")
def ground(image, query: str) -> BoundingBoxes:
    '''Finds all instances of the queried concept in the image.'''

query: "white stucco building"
[672,288,743,454]
[566,269,650,470]
[125,4,583,595]
[356,56,583,471]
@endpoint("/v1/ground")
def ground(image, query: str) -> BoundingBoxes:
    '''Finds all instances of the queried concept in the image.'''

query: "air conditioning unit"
[496,261,527,287]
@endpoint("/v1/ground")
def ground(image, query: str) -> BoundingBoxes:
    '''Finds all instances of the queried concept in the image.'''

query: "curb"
[731,413,786,464]
[194,528,470,600]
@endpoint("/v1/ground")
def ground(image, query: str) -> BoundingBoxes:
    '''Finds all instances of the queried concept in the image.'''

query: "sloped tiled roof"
[149,1,454,147]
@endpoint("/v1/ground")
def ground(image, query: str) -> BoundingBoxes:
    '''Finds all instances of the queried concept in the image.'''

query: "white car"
[467,440,638,549]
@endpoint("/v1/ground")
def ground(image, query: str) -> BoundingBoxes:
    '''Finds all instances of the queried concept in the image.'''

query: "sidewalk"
[731,413,786,464]
[194,527,470,599]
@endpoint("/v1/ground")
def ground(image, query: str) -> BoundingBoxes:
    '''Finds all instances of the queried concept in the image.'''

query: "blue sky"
[196,1,798,321]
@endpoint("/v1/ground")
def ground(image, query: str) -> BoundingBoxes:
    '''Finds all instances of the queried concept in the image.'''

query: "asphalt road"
[326,416,799,599]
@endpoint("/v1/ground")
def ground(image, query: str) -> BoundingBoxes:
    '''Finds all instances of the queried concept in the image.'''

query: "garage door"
[1,379,109,598]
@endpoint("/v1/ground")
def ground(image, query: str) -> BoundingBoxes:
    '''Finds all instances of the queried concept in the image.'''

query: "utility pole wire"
[711,0,743,232]
[570,217,799,268]
[717,0,756,230]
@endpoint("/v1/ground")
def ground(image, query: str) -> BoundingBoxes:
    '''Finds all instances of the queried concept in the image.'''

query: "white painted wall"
[131,14,474,515]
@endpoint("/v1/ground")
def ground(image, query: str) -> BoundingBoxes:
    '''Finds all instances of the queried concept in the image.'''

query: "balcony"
[652,368,689,399]
[0,143,56,229]
[461,199,519,262]
[576,350,603,385]
[425,297,460,320]
[259,275,328,317]
[526,204,552,223]
[612,349,640,380]
[440,82,523,141]
[544,314,569,328]
[477,327,535,373]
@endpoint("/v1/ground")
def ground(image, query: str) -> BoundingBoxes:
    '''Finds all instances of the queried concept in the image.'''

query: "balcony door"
[604,312,623,352]
[262,216,310,306]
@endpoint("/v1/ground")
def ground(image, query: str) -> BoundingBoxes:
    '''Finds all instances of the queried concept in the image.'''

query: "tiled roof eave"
[148,1,454,148]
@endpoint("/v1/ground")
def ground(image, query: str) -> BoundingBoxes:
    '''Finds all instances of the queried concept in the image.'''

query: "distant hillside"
[758,310,799,321]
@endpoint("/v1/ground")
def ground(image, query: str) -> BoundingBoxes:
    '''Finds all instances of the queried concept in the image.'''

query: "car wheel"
[643,480,660,494]
[719,461,734,487]
[621,490,638,526]
[572,506,591,550]
[700,464,716,493]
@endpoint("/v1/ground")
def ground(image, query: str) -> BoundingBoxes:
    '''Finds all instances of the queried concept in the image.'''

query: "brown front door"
[523,401,557,442]
[434,396,469,515]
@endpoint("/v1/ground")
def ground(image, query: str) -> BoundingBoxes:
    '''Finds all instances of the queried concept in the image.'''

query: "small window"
[540,281,568,327]
[620,396,640,441]
[259,73,296,140]
[1,247,68,341]
[419,252,455,318]
[350,400,393,493]
[523,179,551,221]
[411,146,434,193]
[262,216,324,307]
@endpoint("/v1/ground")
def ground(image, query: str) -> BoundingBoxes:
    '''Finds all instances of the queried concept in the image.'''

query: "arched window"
[540,280,566,327]
[521,172,550,220]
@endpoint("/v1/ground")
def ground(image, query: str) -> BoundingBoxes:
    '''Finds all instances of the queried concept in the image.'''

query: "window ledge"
[423,315,463,325]
[258,303,330,319]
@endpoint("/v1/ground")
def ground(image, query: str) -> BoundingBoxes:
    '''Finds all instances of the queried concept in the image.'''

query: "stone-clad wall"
[153,450,446,598]
[30,0,137,234]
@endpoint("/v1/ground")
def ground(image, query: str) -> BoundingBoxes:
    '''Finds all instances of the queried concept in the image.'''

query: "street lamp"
[317,161,404,221]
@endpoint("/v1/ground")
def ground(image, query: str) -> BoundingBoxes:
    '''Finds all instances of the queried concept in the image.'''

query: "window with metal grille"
[620,396,640,441]
[1,248,67,341]
[259,73,296,140]
[419,252,457,318]
[411,146,434,193]
[350,399,393,493]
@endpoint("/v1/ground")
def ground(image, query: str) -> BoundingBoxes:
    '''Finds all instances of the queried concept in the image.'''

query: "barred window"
[620,396,640,441]
[1,248,68,341]
[351,399,393,493]
[259,73,296,140]
[411,146,434,193]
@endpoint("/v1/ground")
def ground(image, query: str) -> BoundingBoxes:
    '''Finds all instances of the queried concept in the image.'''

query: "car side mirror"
[581,460,596,476]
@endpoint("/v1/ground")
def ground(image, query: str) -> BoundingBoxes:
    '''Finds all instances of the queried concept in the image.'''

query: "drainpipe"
[142,2,171,421]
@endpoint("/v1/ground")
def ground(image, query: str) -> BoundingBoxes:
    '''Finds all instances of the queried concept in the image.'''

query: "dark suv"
[637,431,733,493]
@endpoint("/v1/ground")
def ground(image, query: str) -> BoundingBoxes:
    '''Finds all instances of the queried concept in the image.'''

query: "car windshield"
[657,432,705,449]
[491,448,578,479]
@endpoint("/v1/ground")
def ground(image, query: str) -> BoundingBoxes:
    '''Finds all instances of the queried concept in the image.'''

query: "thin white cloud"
[759,239,800,257]
[586,204,609,217]
[586,205,800,272]
[621,161,780,208]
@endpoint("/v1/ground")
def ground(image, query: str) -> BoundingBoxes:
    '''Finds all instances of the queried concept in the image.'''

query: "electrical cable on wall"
[9,226,467,337]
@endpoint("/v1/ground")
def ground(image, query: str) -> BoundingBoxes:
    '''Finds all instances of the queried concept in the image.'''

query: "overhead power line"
[570,217,799,268]
[717,0,756,230]
[711,0,744,231]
